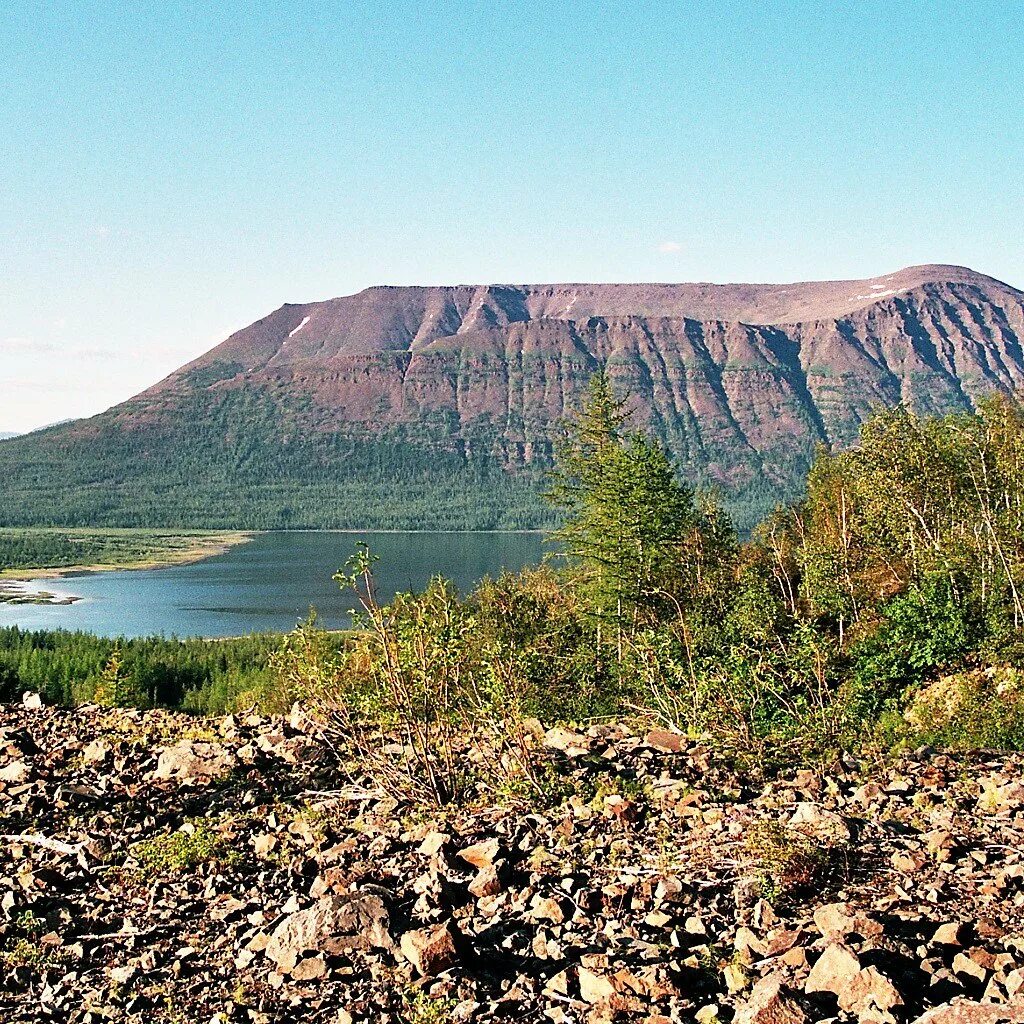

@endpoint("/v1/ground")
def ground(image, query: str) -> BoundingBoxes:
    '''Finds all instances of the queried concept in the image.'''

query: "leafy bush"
[901,667,1024,751]
[745,820,849,905]
[131,821,228,875]
[278,547,555,807]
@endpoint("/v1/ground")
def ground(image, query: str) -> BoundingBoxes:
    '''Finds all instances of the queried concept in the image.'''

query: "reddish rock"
[468,865,502,898]
[735,974,807,1024]
[400,922,459,977]
[813,903,884,942]
[457,838,500,870]
[912,1000,1024,1024]
[645,729,687,753]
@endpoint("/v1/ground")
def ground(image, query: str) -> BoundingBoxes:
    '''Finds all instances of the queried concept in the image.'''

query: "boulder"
[150,740,235,784]
[457,838,500,870]
[813,902,884,941]
[735,974,807,1024]
[645,729,687,753]
[911,1000,1024,1024]
[788,802,852,844]
[265,894,394,973]
[805,943,862,997]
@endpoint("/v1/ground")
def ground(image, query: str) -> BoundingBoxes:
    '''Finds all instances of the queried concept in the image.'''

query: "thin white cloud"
[3,336,57,353]
[656,241,683,254]
[2,337,115,360]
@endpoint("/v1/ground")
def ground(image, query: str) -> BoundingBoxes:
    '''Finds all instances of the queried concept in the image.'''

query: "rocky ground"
[1,693,1022,1024]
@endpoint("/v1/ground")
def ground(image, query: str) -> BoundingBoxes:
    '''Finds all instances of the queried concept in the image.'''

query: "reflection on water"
[0,531,547,639]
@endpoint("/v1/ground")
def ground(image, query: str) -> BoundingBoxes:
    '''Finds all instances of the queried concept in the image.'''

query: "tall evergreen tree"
[546,369,721,644]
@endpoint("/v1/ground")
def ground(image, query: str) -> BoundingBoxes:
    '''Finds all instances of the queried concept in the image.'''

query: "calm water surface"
[0,532,546,638]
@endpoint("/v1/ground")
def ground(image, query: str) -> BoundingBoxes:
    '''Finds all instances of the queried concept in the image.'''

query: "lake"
[0,531,547,638]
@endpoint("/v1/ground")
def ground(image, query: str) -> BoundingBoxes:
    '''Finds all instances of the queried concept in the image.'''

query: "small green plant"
[13,909,45,936]
[401,988,457,1024]
[131,820,228,875]
[745,820,842,903]
[0,937,66,970]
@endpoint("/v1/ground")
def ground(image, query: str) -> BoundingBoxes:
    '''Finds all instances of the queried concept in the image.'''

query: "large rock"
[813,903,884,942]
[806,944,902,1018]
[265,894,394,974]
[457,838,501,870]
[400,922,459,977]
[735,974,807,1024]
[912,1001,1024,1024]
[150,740,235,784]
[788,802,852,844]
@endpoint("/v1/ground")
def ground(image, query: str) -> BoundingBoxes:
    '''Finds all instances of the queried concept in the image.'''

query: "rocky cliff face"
[4,265,1024,530]
[144,264,1024,490]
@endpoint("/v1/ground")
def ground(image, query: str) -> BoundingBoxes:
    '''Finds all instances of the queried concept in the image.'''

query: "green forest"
[0,389,556,532]
[0,629,287,713]
[3,377,1023,782]
[0,384,786,533]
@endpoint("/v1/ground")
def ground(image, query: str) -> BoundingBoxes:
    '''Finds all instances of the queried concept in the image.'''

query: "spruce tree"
[546,369,711,647]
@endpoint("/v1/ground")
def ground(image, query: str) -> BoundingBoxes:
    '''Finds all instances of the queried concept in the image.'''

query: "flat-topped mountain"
[3,264,1024,530]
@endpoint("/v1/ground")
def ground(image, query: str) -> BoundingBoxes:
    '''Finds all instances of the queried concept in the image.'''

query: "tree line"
[4,374,1023,776]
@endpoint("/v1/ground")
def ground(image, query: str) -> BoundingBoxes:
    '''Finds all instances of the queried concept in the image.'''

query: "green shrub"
[745,820,847,904]
[131,821,228,874]
[901,667,1024,750]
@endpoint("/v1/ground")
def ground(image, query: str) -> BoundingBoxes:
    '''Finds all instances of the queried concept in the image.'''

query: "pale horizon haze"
[2,1,1022,434]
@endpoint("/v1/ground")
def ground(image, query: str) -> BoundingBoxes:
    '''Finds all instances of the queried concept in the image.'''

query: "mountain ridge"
[3,264,1024,531]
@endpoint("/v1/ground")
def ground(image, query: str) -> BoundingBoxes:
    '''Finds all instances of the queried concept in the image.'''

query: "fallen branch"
[3,833,84,856]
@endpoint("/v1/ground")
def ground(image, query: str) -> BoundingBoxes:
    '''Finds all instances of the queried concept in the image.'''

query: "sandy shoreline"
[0,531,254,599]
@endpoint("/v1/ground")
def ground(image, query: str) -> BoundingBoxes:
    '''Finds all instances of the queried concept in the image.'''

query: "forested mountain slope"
[3,264,1023,530]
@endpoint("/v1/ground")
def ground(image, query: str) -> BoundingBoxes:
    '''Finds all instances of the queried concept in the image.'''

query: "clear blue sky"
[2,1,1022,433]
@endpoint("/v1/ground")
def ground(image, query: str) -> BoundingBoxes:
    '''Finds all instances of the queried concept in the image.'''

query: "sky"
[2,1,1023,434]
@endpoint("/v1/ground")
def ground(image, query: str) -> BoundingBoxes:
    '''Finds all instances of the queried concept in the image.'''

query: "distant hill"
[0,433,18,441]
[3,264,1024,531]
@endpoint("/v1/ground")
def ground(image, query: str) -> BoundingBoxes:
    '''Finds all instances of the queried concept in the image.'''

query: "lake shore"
[0,529,255,587]
[0,580,82,606]
[0,530,545,636]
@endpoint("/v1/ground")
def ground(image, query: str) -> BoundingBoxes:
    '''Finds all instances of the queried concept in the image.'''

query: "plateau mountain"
[3,263,1023,530]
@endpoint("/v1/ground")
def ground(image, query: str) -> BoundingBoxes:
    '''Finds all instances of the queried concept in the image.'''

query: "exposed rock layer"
[4,264,1024,528]
[130,264,1024,491]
